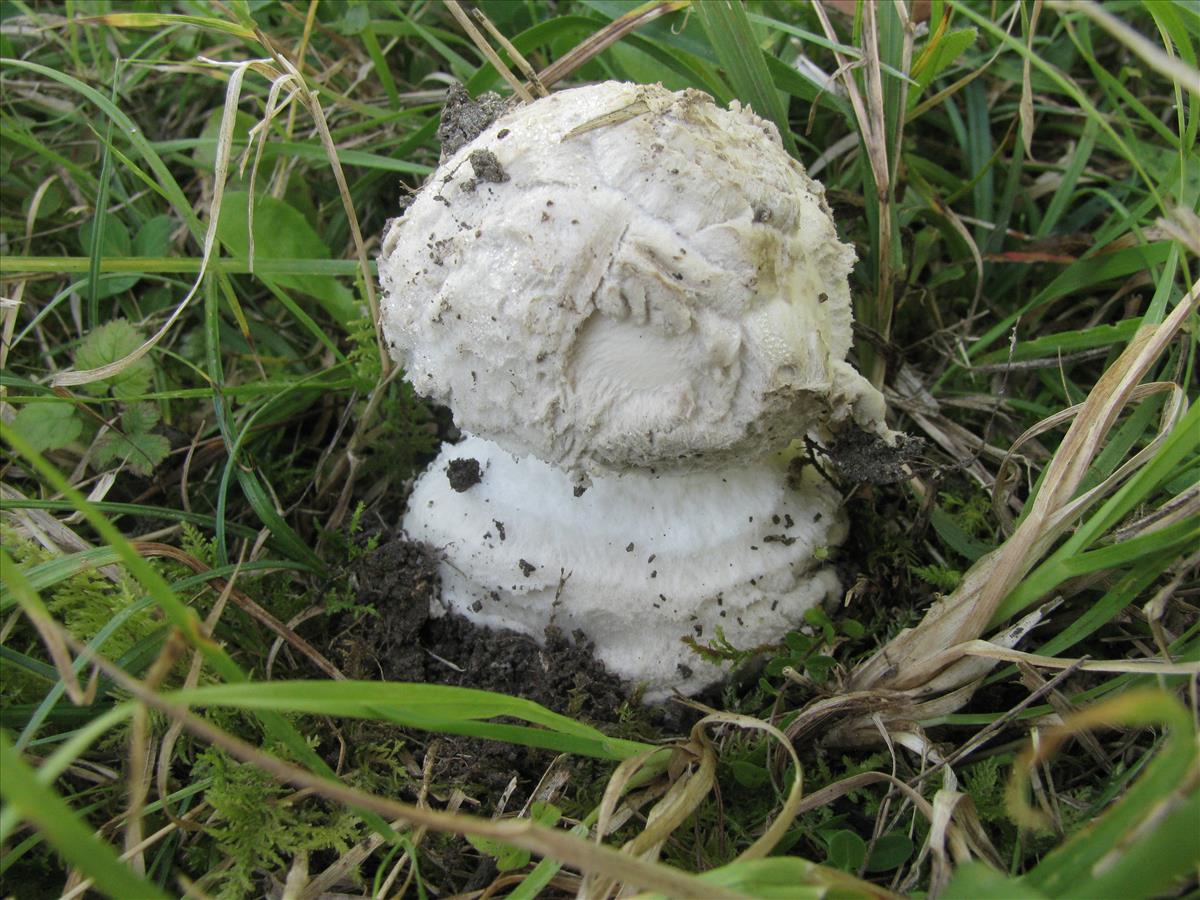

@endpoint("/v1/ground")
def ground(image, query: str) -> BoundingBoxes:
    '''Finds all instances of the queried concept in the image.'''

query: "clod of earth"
[379,81,893,700]
[445,456,483,492]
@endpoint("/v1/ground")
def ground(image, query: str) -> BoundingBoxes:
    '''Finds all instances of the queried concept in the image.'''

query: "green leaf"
[94,403,170,476]
[784,631,814,654]
[931,505,992,562]
[944,862,1051,899]
[694,0,797,157]
[79,216,137,297]
[133,214,173,257]
[74,319,155,399]
[689,856,871,899]
[730,760,771,788]
[167,680,657,762]
[119,400,160,434]
[804,655,836,684]
[468,803,559,873]
[910,27,978,108]
[530,802,561,826]
[825,829,867,871]
[865,832,914,872]
[216,191,358,326]
[337,2,370,36]
[803,606,836,642]
[1020,691,1200,900]
[467,834,531,872]
[9,401,81,452]
[0,731,169,899]
[975,318,1142,364]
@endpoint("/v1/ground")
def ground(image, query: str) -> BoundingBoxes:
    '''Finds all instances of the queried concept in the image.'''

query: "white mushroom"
[404,435,845,700]
[379,81,887,482]
[380,81,889,698]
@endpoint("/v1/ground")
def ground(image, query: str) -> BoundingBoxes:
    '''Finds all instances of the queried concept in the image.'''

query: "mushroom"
[379,81,890,699]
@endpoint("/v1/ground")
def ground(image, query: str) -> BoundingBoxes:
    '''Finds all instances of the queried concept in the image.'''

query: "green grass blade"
[0,428,396,840]
[0,730,169,899]
[0,256,374,276]
[168,680,658,762]
[695,1,797,156]
[15,595,156,750]
[0,546,123,610]
[0,58,201,235]
[1021,691,1198,898]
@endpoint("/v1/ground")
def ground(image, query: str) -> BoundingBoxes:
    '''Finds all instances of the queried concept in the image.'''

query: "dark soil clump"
[445,456,483,492]
[341,537,673,807]
[437,83,509,159]
[351,538,629,719]
[827,427,927,484]
[466,149,508,187]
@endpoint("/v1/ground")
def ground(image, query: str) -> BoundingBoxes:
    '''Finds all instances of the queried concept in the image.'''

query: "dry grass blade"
[131,541,345,680]
[1004,688,1196,831]
[1159,206,1200,257]
[251,30,386,378]
[851,285,1199,696]
[959,641,1199,675]
[993,381,1184,534]
[586,711,806,898]
[699,712,804,863]
[445,0,533,102]
[472,8,548,97]
[538,1,690,89]
[594,745,671,845]
[813,0,914,386]
[618,731,715,863]
[0,174,57,383]
[1020,0,1043,158]
[241,71,302,268]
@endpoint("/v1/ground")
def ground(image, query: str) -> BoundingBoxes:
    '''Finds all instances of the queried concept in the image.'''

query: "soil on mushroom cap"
[338,538,687,806]
[436,84,509,159]
[445,456,483,492]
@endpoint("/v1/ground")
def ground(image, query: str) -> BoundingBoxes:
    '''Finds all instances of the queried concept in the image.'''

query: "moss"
[187,746,364,899]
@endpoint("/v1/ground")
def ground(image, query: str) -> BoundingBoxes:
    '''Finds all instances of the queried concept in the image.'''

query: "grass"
[1,0,1197,897]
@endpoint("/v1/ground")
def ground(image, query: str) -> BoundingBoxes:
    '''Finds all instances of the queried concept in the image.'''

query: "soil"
[466,149,508,186]
[827,427,928,485]
[445,456,483,492]
[436,83,510,159]
[339,537,690,808]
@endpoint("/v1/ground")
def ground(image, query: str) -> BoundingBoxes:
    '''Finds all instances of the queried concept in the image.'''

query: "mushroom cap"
[403,435,846,700]
[379,81,885,479]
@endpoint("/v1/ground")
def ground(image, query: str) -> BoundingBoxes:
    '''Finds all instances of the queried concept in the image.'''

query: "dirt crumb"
[468,149,508,185]
[446,457,483,492]
[828,428,927,484]
[437,83,508,160]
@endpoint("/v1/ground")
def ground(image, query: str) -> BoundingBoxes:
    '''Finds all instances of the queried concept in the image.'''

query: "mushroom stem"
[403,435,847,701]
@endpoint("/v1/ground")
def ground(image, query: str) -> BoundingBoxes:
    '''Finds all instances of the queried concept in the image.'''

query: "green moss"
[187,746,364,899]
